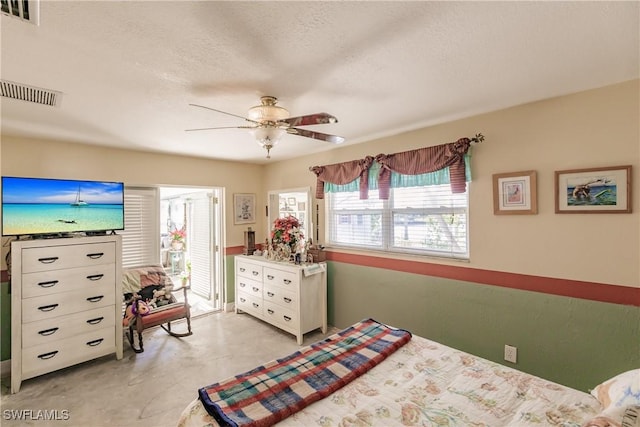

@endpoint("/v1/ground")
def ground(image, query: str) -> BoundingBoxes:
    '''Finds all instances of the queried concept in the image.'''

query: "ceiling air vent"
[1,0,39,25]
[1,80,62,107]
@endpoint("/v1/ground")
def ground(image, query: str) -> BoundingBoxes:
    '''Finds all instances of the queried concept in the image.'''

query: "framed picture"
[493,170,537,215]
[287,197,296,206]
[297,201,306,211]
[234,193,256,224]
[555,165,632,213]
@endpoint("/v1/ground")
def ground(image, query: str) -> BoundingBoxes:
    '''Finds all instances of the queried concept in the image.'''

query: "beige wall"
[263,80,640,287]
[0,139,266,269]
[2,80,638,286]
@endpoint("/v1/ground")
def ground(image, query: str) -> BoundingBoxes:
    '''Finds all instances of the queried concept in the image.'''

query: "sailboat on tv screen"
[70,185,88,206]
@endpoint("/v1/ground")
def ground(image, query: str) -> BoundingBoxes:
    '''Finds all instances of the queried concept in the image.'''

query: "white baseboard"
[1,359,10,378]
[224,302,235,313]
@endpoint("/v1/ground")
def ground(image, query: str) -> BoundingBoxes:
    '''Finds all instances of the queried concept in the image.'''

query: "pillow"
[585,369,640,426]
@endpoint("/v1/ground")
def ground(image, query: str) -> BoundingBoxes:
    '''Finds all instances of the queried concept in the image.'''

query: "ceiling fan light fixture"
[247,96,289,122]
[251,127,285,159]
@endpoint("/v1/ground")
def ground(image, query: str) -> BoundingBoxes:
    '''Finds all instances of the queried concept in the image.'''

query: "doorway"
[160,187,223,317]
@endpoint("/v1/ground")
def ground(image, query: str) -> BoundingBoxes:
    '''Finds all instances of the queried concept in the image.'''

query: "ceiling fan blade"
[279,113,338,127]
[287,127,345,144]
[188,103,261,125]
[185,125,258,132]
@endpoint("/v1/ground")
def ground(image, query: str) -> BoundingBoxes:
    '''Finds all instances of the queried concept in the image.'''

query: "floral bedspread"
[178,334,601,427]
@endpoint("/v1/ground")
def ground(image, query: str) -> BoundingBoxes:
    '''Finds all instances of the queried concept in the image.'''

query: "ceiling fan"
[186,96,345,158]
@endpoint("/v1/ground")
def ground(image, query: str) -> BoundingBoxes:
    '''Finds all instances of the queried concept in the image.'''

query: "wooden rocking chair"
[122,265,192,353]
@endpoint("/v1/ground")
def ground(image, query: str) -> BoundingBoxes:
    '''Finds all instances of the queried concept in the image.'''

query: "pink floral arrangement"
[271,216,304,249]
[170,227,186,242]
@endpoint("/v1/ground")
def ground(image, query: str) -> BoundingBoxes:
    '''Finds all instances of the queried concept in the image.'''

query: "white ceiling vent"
[1,80,62,107]
[1,0,39,25]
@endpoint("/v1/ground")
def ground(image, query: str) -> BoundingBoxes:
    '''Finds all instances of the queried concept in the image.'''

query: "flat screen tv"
[2,176,125,237]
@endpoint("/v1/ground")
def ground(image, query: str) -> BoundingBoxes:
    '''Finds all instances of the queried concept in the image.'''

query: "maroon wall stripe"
[226,246,246,255]
[326,251,640,307]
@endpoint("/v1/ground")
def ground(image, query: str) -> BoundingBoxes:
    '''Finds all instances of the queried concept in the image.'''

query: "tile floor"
[0,312,337,427]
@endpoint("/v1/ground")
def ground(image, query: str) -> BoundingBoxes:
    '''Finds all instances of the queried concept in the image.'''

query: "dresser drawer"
[22,286,115,323]
[236,291,263,317]
[22,264,115,298]
[236,260,263,281]
[264,267,299,290]
[22,306,115,349]
[263,284,297,309]
[22,242,115,273]
[263,300,297,332]
[237,276,263,298]
[22,328,116,380]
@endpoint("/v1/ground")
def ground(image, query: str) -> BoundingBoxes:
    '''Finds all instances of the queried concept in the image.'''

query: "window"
[120,187,159,267]
[326,182,469,259]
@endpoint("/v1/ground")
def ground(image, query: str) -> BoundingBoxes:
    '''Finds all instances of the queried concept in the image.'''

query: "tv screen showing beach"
[2,177,125,236]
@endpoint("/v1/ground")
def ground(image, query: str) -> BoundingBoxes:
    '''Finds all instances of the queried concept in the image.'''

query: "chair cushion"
[139,302,189,328]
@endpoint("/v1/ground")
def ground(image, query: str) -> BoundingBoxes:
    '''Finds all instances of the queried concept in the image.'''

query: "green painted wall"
[225,256,235,304]
[1,281,10,361]
[325,261,639,392]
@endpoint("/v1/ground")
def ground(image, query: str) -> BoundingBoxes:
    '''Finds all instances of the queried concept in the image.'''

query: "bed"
[178,319,639,427]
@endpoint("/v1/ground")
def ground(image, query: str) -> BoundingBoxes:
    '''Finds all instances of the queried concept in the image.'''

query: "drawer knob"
[252,271,259,276]
[38,327,59,336]
[240,297,246,303]
[239,267,246,272]
[37,304,59,312]
[283,297,292,304]
[239,282,246,288]
[86,274,104,281]
[37,350,59,360]
[86,252,104,259]
[267,309,274,314]
[252,287,259,292]
[267,292,274,297]
[283,315,292,322]
[37,280,59,288]
[86,317,104,325]
[252,303,259,308]
[37,257,59,264]
[86,338,104,347]
[86,295,104,303]
[283,279,292,285]
[267,275,274,280]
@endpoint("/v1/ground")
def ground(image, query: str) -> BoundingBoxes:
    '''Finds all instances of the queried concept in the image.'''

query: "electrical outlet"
[504,344,517,363]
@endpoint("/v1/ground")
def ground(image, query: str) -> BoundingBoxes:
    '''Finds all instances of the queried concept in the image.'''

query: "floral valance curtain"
[310,135,481,200]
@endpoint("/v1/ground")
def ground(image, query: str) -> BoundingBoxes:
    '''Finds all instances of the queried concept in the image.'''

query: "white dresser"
[10,235,123,393]
[234,255,327,345]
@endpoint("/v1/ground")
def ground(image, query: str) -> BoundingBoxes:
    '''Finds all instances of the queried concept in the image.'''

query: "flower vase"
[171,241,183,251]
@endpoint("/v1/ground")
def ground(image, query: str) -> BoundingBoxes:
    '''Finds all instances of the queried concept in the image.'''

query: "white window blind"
[187,193,213,300]
[120,187,159,267]
[327,183,469,259]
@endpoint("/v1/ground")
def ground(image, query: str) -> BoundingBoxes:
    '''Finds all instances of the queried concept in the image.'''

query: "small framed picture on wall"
[234,193,256,224]
[493,170,538,215]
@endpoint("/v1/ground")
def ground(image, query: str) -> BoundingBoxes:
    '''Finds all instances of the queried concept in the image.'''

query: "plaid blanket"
[198,318,412,427]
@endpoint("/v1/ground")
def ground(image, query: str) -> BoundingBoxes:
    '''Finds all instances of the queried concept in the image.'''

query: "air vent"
[1,80,62,107]
[1,0,39,25]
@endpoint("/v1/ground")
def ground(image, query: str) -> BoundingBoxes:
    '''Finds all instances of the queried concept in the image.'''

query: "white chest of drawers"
[234,255,327,345]
[10,235,123,393]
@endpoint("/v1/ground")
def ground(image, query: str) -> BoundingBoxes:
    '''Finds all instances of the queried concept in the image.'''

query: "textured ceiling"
[1,1,638,164]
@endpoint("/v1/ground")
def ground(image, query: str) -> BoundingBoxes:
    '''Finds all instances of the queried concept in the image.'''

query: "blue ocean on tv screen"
[2,177,124,235]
